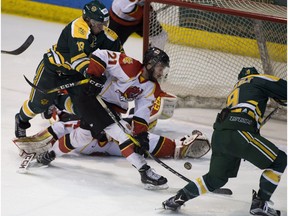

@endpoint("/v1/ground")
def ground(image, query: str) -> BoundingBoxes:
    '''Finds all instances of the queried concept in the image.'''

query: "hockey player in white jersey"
[14,115,211,160]
[108,0,168,49]
[29,47,173,189]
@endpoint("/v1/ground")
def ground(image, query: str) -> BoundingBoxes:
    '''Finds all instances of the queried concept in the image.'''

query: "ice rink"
[1,14,287,216]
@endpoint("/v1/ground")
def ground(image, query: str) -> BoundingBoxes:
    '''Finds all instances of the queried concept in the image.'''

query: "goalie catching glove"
[174,130,211,159]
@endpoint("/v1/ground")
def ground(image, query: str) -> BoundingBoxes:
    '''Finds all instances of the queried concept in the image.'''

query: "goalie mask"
[238,67,259,80]
[143,47,170,82]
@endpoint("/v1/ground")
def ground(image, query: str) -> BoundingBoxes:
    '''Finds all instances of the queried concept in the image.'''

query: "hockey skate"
[162,191,187,211]
[139,164,168,190]
[15,113,31,138]
[250,190,280,216]
[36,151,56,165]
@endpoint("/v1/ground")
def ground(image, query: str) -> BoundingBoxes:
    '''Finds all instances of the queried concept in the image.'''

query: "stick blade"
[1,35,34,55]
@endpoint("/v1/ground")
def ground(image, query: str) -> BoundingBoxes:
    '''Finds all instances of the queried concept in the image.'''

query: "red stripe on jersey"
[153,82,162,98]
[121,143,135,157]
[154,137,175,158]
[119,53,143,78]
[128,5,143,20]
[87,57,106,77]
[58,135,73,153]
[109,9,142,26]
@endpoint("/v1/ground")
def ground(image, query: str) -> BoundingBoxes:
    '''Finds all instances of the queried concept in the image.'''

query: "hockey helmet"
[83,0,109,23]
[143,47,169,69]
[238,67,259,80]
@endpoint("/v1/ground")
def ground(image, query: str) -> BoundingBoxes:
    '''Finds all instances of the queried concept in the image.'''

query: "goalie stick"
[1,35,34,55]
[17,152,36,174]
[96,95,232,195]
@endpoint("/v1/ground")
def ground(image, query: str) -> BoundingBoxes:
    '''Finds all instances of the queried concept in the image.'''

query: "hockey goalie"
[13,92,211,162]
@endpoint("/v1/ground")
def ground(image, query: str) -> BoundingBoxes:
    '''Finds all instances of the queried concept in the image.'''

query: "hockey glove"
[85,75,106,96]
[134,132,149,156]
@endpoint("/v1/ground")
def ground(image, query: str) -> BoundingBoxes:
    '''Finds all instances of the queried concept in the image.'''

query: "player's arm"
[254,75,287,106]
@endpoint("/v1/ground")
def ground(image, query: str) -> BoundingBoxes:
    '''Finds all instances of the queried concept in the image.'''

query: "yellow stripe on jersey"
[48,56,56,65]
[71,52,87,63]
[64,97,74,114]
[241,131,277,161]
[75,60,90,72]
[194,177,208,195]
[103,26,118,41]
[262,169,281,185]
[29,61,45,100]
[21,100,36,118]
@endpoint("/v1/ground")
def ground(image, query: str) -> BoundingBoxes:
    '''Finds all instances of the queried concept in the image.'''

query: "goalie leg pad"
[13,129,55,158]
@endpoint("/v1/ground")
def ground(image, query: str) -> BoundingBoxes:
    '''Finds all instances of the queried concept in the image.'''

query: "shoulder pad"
[71,17,90,39]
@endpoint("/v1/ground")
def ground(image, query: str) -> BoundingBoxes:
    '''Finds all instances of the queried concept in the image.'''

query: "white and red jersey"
[110,0,144,26]
[87,49,162,134]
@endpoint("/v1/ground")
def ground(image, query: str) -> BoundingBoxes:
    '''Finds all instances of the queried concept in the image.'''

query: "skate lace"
[147,168,161,180]
[263,201,278,215]
[263,202,269,212]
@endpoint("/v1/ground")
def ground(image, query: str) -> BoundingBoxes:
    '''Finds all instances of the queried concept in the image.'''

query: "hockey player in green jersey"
[162,67,287,216]
[15,0,123,138]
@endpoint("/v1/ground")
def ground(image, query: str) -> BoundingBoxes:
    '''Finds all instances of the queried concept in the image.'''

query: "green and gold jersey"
[44,16,123,75]
[226,74,287,129]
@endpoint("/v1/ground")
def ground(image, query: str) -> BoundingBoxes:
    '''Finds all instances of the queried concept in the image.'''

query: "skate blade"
[144,183,169,190]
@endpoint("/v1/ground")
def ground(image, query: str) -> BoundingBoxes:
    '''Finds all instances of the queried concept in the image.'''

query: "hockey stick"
[260,107,280,128]
[24,75,90,94]
[96,95,192,181]
[2,35,34,55]
[96,95,232,194]
[17,152,36,174]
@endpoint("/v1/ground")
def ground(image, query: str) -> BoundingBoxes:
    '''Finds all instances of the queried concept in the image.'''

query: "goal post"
[143,0,287,116]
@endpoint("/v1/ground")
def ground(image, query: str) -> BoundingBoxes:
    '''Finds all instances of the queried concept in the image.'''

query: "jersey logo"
[78,27,85,35]
[122,56,133,64]
[116,86,143,102]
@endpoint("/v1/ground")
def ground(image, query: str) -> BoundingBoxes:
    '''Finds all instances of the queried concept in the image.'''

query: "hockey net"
[143,0,287,119]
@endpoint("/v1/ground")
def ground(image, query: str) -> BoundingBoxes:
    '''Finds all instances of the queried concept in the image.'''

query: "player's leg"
[15,59,59,137]
[163,129,239,210]
[234,131,286,216]
[108,17,139,44]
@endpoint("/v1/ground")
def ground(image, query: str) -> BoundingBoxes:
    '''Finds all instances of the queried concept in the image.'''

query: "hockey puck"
[184,162,192,170]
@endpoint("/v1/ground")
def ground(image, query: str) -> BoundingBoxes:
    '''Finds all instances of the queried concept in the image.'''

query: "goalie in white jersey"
[14,110,211,160]
[31,47,174,189]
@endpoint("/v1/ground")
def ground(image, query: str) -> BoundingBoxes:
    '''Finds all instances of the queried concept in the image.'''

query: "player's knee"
[269,150,287,173]
[70,127,93,148]
[28,100,52,113]
[203,173,228,191]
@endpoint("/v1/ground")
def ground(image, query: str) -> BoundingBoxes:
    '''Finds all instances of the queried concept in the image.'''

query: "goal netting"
[143,0,287,119]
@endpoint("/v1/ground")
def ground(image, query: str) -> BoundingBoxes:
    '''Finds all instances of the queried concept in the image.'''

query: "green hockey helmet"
[238,67,259,80]
[83,0,109,23]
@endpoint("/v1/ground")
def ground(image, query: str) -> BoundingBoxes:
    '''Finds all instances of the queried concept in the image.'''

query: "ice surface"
[1,14,287,216]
